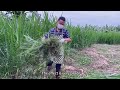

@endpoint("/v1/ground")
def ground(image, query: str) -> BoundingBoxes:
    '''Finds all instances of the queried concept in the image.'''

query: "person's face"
[56,20,65,29]
[57,19,65,26]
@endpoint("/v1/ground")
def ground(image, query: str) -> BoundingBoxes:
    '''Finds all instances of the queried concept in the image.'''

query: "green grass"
[62,70,120,79]
[77,56,91,66]
[97,31,120,44]
[1,11,120,78]
[0,12,54,78]
[62,72,81,79]
[83,70,107,79]
[82,70,120,79]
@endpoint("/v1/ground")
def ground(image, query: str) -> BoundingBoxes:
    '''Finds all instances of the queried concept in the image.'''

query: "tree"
[6,11,26,18]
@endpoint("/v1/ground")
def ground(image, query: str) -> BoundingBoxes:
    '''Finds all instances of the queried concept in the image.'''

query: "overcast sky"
[38,11,120,26]
[2,11,120,26]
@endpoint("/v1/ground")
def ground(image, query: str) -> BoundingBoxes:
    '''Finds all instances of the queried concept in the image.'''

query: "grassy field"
[1,12,120,79]
[62,44,120,79]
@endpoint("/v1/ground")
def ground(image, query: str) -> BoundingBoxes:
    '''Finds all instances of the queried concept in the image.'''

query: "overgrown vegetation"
[1,11,120,78]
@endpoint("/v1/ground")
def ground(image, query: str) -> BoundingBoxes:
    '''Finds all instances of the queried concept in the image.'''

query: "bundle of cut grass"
[39,36,62,61]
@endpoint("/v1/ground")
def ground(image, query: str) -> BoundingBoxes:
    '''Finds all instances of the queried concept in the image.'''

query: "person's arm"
[63,30,72,43]
[59,29,71,43]
[64,38,71,43]
[44,28,54,38]
[41,29,53,42]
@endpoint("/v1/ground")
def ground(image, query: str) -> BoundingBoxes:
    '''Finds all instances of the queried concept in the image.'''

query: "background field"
[1,12,120,79]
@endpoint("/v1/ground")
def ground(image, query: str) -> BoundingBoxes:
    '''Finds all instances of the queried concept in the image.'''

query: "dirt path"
[62,44,120,79]
[81,47,109,69]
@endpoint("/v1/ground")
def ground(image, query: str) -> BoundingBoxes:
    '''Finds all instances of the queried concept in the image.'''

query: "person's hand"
[59,39,68,44]
[41,37,45,42]
[64,38,71,43]
[59,39,65,43]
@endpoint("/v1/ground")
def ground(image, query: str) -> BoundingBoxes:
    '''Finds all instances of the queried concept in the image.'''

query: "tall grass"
[0,12,56,78]
[0,11,120,78]
[97,31,120,44]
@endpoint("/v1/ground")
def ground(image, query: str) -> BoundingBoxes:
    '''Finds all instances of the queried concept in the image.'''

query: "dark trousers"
[47,60,61,75]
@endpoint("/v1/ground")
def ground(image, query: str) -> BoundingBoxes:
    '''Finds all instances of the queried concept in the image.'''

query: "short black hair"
[58,16,66,21]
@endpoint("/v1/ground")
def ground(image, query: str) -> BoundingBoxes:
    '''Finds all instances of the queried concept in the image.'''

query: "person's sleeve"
[44,32,49,39]
[44,29,54,39]
[64,30,70,38]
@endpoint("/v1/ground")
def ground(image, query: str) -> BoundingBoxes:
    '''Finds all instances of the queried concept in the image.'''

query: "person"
[42,16,72,79]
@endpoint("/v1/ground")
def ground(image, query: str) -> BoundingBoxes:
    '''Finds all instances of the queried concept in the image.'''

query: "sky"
[37,11,120,26]
[2,11,120,26]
